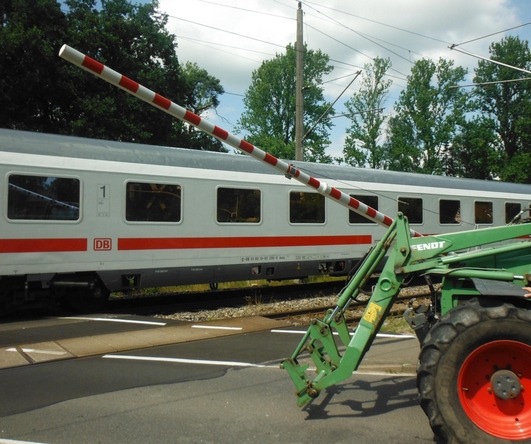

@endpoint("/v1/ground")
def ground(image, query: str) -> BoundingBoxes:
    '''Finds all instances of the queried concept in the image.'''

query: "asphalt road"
[0,315,435,444]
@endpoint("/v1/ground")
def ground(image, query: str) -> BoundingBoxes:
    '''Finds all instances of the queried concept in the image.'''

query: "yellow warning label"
[363,302,383,324]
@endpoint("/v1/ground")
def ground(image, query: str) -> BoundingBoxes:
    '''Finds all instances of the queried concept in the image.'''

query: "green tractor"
[282,212,531,443]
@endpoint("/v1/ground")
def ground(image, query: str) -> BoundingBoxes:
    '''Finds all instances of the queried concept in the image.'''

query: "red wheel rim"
[457,339,531,440]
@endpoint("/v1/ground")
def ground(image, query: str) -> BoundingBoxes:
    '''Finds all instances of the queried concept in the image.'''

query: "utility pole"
[295,2,304,161]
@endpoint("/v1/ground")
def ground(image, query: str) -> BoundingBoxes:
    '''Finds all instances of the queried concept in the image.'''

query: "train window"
[126,182,181,222]
[349,194,378,224]
[398,197,423,224]
[217,187,261,223]
[475,201,493,224]
[8,174,80,221]
[439,199,461,224]
[505,202,521,223]
[290,191,325,224]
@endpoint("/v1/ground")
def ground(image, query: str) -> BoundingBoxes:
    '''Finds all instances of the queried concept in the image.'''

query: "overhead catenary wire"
[302,70,361,142]
[449,45,531,76]
[301,0,451,45]
[451,21,531,47]
[167,0,440,87]
[163,0,531,172]
[450,77,531,89]
[170,15,287,49]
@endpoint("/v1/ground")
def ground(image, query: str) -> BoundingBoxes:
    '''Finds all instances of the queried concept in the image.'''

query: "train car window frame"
[125,181,182,223]
[289,190,326,224]
[505,202,522,224]
[398,196,423,224]
[7,172,81,222]
[216,186,261,224]
[439,199,461,225]
[349,194,378,224]
[474,201,493,225]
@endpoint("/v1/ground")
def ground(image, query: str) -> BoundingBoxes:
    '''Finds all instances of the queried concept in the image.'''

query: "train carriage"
[1,128,530,311]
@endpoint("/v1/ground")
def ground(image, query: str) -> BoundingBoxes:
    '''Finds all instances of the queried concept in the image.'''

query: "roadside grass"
[110,275,344,300]
[380,315,415,335]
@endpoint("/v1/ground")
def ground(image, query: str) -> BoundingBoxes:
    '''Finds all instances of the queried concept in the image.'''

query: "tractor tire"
[417,298,531,443]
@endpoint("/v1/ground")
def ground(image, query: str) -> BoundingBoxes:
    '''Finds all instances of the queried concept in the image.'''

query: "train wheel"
[62,279,110,313]
[417,299,531,443]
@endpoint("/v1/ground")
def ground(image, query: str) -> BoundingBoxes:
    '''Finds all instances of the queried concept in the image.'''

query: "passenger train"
[1,128,530,311]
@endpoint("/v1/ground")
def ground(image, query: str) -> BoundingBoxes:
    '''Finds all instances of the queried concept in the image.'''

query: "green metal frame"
[281,213,531,406]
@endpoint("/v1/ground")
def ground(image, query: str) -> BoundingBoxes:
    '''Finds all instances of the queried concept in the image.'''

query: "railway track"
[153,280,433,327]
[5,279,432,330]
[106,279,346,315]
[267,292,431,325]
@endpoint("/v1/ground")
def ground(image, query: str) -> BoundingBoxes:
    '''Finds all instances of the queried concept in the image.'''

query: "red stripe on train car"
[0,238,88,253]
[117,235,372,251]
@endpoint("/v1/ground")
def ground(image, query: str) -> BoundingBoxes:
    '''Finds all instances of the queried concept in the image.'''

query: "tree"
[237,44,334,162]
[473,36,531,183]
[343,57,392,168]
[445,116,499,179]
[0,0,225,151]
[177,61,226,151]
[0,0,68,132]
[386,58,469,174]
[62,0,188,146]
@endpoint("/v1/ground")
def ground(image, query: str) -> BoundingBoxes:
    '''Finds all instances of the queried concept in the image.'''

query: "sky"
[156,0,531,159]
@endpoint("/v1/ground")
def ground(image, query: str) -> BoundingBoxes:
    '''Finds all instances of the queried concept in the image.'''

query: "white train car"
[1,128,530,310]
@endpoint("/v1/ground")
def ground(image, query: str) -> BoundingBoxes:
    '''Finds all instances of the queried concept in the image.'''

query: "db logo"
[94,238,112,251]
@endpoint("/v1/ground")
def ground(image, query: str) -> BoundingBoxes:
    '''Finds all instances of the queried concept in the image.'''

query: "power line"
[302,4,415,66]
[305,22,409,79]
[188,0,295,21]
[451,77,531,88]
[177,35,275,58]
[452,21,531,47]
[168,15,286,49]
[301,0,451,45]
[449,45,531,75]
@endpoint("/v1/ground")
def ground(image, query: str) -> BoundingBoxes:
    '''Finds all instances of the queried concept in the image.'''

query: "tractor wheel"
[417,299,531,443]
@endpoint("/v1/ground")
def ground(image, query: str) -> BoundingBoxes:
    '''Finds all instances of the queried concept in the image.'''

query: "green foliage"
[386,58,469,174]
[0,0,225,151]
[179,61,225,151]
[343,57,392,168]
[445,116,500,179]
[237,44,333,162]
[62,0,186,146]
[339,37,530,182]
[0,0,68,132]
[473,36,531,183]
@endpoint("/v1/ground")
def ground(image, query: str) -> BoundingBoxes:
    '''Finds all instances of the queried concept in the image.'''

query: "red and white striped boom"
[59,44,420,236]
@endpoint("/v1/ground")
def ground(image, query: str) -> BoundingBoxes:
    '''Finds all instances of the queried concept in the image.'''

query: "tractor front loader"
[282,213,531,443]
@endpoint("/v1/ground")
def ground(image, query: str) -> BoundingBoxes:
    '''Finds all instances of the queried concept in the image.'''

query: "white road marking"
[58,316,166,326]
[0,440,47,444]
[6,347,67,356]
[191,325,242,331]
[354,370,416,376]
[270,329,415,339]
[101,354,415,377]
[102,354,272,368]
[375,333,415,339]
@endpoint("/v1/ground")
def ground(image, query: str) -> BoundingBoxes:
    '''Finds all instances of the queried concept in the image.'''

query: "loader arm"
[281,214,531,406]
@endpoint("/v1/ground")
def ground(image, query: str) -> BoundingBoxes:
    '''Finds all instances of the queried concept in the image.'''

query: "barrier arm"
[59,44,422,237]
